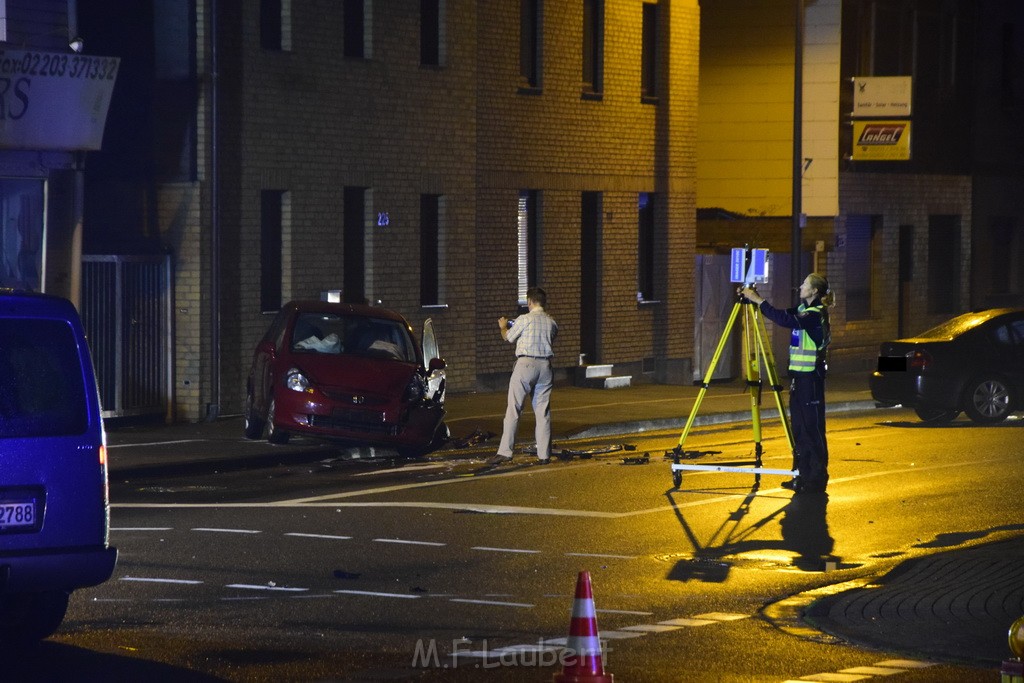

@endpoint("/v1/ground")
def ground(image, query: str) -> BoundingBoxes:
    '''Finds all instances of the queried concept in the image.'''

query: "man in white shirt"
[490,287,558,464]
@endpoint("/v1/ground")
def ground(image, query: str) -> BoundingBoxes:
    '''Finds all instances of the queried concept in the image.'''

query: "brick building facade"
[77,0,1021,421]
[86,0,701,421]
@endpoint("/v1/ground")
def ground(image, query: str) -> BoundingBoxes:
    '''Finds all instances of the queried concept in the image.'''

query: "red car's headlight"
[285,368,312,393]
[403,375,426,403]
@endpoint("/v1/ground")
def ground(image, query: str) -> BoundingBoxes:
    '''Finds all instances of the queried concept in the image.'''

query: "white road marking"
[565,552,637,559]
[590,630,646,640]
[472,546,541,554]
[192,527,262,534]
[449,598,533,608]
[464,611,755,660]
[839,666,907,676]
[111,527,173,531]
[694,612,749,621]
[784,659,936,683]
[874,660,935,669]
[120,576,203,585]
[373,538,446,546]
[226,584,308,592]
[114,460,981,519]
[620,624,682,633]
[114,500,619,517]
[221,596,269,601]
[353,463,449,476]
[597,609,654,616]
[289,594,336,599]
[284,532,353,540]
[334,589,421,599]
[658,617,716,626]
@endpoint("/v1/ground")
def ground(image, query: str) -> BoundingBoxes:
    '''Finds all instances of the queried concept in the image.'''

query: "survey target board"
[730,248,769,285]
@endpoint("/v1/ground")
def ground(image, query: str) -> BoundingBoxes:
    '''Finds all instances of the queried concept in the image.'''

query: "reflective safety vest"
[788,304,823,373]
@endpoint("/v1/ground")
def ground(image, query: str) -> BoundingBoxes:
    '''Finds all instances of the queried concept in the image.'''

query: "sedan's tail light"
[908,349,932,371]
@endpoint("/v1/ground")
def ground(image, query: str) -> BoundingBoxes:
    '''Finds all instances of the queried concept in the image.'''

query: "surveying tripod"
[669,290,798,489]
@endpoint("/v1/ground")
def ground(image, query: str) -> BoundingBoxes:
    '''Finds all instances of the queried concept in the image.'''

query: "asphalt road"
[3,409,1018,682]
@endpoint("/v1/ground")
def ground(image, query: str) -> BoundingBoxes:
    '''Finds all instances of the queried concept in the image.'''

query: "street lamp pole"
[791,0,805,299]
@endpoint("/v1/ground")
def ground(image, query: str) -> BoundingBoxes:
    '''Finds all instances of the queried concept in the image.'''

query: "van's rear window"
[0,319,89,438]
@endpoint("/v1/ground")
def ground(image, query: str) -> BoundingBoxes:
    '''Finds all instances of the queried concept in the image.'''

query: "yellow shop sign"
[852,120,911,161]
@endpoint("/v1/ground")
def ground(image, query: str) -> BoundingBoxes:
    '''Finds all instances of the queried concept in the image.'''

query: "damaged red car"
[244,300,447,456]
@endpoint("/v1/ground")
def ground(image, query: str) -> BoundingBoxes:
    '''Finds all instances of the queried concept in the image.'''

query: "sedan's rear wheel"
[963,376,1013,424]
[913,406,959,424]
[243,390,265,440]
[266,397,290,444]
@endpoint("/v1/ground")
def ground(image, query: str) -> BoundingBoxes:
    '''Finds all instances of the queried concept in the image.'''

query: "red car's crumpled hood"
[289,353,417,398]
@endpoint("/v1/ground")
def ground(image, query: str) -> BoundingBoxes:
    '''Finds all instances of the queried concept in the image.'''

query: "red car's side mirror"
[428,357,446,371]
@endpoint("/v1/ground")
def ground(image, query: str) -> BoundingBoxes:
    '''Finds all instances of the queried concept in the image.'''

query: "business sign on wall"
[852,76,912,117]
[852,120,912,161]
[0,49,120,150]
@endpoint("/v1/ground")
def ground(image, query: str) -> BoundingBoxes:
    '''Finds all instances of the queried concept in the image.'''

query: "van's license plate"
[0,500,36,530]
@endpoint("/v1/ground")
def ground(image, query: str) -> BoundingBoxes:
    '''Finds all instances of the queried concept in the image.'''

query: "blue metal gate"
[81,255,172,420]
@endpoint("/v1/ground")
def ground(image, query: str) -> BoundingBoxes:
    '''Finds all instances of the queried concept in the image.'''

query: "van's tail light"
[99,444,107,465]
[908,349,932,371]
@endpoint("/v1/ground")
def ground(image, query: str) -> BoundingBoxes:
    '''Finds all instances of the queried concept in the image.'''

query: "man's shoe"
[488,453,513,466]
[535,457,552,465]
[780,477,801,491]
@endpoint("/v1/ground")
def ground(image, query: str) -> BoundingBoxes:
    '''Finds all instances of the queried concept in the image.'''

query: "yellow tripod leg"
[751,306,796,455]
[675,300,742,450]
[743,303,764,461]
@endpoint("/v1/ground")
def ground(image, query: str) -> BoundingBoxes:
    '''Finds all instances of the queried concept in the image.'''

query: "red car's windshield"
[290,313,417,362]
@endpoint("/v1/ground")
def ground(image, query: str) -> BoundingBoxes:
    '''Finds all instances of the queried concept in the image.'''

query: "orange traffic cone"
[553,571,614,683]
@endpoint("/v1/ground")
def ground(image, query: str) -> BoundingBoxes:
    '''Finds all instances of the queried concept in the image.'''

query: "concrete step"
[574,364,632,389]
[584,364,614,379]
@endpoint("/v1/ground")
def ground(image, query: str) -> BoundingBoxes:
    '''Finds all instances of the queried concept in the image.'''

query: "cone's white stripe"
[565,635,603,653]
[571,598,596,618]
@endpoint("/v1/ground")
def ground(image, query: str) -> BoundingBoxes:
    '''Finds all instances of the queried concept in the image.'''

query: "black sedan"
[870,308,1024,424]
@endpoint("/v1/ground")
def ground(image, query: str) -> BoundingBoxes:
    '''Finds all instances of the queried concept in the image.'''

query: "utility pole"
[791,0,805,299]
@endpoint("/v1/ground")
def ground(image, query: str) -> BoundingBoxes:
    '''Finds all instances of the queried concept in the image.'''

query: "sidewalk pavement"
[443,369,876,445]
[106,371,1023,669]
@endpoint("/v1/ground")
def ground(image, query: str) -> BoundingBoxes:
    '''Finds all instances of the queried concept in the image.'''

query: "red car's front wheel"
[243,390,265,439]
[266,397,291,444]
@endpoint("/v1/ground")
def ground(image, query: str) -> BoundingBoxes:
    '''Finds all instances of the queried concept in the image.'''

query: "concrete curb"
[567,399,880,440]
